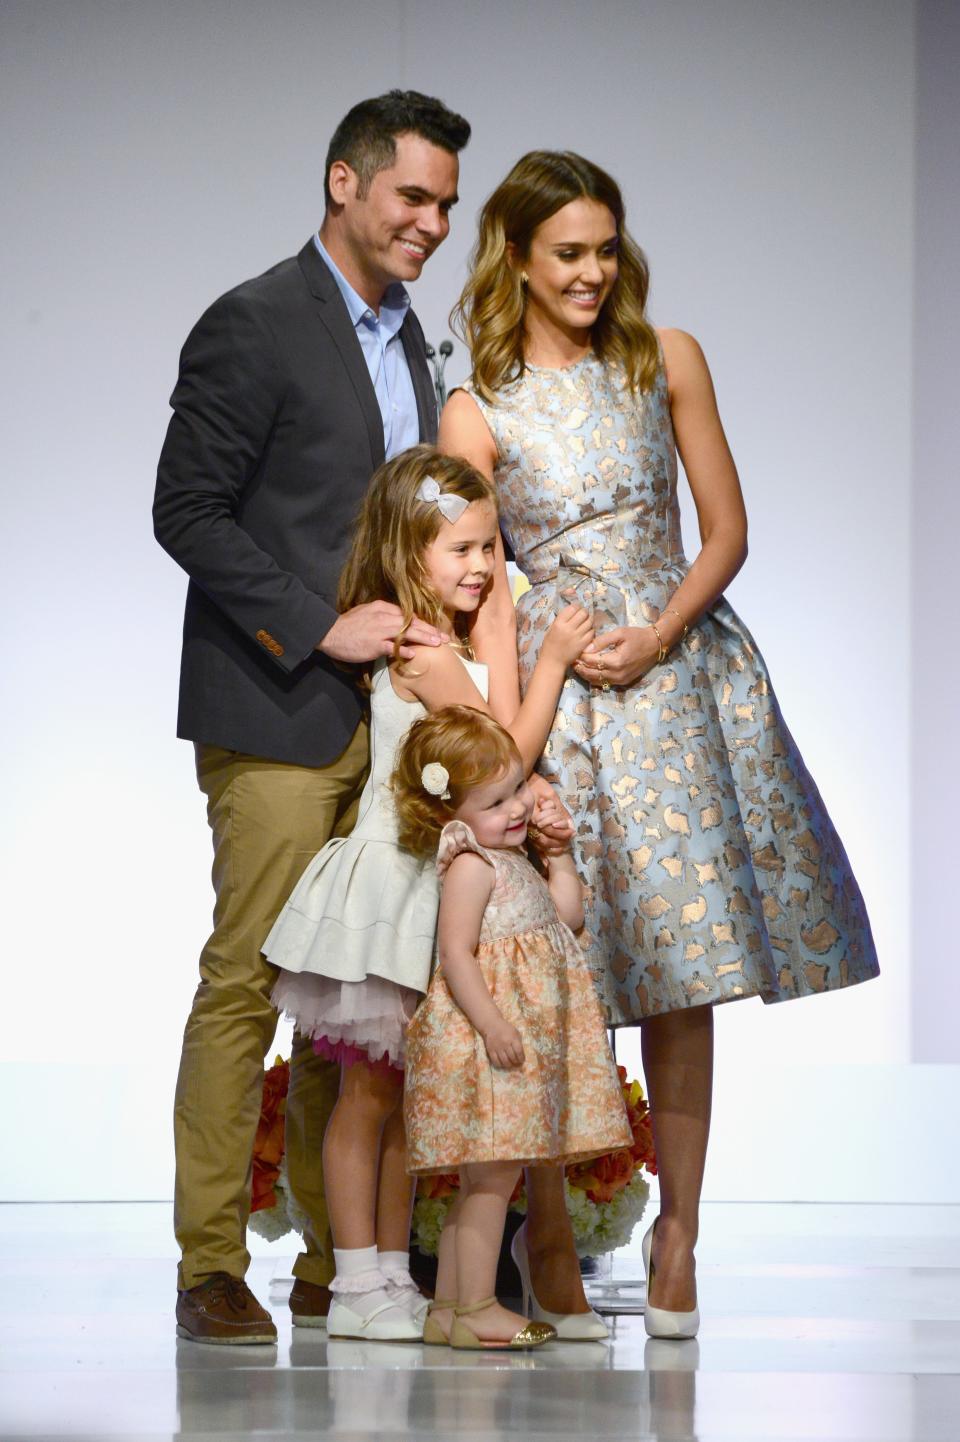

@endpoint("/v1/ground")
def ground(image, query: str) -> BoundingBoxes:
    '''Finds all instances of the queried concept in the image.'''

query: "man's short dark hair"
[324,90,471,206]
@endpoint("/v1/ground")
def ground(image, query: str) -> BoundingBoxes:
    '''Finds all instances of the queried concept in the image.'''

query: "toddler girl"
[392,705,632,1349]
[263,445,592,1341]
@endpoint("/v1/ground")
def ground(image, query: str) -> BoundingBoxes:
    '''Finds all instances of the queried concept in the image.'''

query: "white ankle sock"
[378,1250,411,1279]
[331,1246,409,1321]
[334,1246,379,1278]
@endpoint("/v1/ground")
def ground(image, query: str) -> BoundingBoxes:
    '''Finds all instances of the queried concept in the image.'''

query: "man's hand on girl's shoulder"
[317,601,447,663]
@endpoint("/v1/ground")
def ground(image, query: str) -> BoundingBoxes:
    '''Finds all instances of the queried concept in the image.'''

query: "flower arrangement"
[248,1060,656,1259]
[251,1057,288,1214]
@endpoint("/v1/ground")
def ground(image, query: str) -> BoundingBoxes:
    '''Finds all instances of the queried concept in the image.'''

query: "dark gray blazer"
[154,239,438,767]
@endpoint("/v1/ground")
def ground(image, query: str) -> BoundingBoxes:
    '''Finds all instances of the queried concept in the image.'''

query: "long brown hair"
[452,150,659,402]
[337,445,496,673]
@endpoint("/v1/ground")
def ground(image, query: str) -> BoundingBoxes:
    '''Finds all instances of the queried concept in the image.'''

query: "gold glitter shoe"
[449,1296,556,1350]
[422,1298,455,1346]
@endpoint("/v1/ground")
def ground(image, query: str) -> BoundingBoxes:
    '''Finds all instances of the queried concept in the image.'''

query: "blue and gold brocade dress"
[464,356,879,1025]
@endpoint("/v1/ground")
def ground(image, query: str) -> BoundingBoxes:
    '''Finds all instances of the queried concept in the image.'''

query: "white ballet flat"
[327,1295,423,1342]
[382,1268,431,1326]
[510,1224,610,1341]
[641,1221,700,1339]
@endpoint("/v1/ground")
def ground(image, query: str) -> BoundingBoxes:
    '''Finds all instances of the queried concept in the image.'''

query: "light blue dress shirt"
[314,234,420,459]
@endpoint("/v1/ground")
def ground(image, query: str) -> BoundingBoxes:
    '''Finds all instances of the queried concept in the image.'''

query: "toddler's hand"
[528,792,574,857]
[541,605,595,668]
[482,1017,525,1070]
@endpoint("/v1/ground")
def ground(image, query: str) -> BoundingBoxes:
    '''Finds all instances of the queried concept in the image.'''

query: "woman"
[440,151,879,1338]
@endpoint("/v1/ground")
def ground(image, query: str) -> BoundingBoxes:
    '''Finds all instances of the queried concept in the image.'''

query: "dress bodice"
[354,655,488,843]
[465,357,686,623]
[436,820,563,945]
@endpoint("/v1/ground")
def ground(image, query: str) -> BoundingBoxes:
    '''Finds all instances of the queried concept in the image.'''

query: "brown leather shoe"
[176,1273,277,1345]
[289,1278,332,1328]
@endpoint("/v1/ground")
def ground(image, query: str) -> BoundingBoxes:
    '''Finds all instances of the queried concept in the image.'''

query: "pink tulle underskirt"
[311,1036,400,1075]
[271,969,420,1072]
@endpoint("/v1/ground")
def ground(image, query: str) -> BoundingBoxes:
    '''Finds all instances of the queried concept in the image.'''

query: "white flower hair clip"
[421,762,451,800]
[416,476,469,525]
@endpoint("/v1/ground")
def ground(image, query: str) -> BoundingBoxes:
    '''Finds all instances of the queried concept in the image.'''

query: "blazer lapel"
[401,317,440,444]
[298,239,385,470]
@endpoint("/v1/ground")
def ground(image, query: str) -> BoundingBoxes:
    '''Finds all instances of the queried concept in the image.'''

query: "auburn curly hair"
[391,706,520,857]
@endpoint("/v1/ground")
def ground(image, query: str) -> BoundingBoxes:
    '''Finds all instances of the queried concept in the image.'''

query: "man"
[154,91,470,1344]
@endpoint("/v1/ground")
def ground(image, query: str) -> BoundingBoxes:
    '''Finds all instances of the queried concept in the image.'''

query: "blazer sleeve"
[153,291,337,672]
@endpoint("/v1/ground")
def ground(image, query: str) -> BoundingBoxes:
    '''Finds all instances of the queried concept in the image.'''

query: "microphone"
[425,339,455,410]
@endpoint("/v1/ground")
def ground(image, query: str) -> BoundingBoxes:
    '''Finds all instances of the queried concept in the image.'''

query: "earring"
[520,271,529,286]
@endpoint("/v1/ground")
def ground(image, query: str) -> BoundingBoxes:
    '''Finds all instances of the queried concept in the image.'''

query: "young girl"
[263,445,592,1342]
[393,706,633,1350]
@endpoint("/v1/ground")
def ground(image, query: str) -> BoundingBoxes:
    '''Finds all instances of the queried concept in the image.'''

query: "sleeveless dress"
[265,654,488,1067]
[404,821,632,1174]
[463,358,880,1025]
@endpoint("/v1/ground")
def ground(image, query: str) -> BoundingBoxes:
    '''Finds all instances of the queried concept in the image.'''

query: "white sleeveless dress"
[265,654,488,1068]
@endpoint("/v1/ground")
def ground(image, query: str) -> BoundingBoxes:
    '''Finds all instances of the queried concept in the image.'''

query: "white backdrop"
[2,0,956,1203]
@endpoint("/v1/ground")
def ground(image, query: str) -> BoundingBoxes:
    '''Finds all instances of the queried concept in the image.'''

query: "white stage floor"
[2,1201,958,1441]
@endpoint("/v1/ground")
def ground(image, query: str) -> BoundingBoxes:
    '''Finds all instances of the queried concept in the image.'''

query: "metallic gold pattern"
[465,359,879,1022]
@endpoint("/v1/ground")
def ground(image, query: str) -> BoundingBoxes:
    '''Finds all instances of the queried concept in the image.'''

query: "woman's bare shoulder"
[657,327,706,367]
[656,328,713,399]
[439,389,497,471]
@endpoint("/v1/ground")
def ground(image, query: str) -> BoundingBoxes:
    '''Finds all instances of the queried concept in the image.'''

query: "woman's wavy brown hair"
[337,446,497,678]
[453,150,660,402]
[391,705,521,857]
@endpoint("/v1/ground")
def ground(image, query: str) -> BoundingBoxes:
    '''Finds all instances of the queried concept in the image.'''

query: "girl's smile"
[454,760,535,850]
[422,500,498,620]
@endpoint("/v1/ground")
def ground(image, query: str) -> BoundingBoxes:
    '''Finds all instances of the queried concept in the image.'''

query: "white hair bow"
[416,476,469,524]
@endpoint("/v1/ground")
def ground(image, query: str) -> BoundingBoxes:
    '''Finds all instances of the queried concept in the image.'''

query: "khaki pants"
[173,721,369,1290]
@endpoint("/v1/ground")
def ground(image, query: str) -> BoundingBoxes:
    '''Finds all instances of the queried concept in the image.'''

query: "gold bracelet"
[651,620,667,664]
[662,605,689,640]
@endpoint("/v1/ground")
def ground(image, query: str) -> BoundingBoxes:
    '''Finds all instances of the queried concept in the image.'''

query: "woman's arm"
[437,855,524,1069]
[576,328,748,688]
[656,327,749,635]
[438,391,521,723]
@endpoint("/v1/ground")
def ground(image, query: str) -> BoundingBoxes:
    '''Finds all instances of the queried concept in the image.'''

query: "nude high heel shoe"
[641,1220,700,1339]
[510,1224,610,1341]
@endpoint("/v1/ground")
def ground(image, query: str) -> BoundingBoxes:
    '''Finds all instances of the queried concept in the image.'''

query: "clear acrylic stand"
[582,1251,647,1315]
[268,1260,295,1300]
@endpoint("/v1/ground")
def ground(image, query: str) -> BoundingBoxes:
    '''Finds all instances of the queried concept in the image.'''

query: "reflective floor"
[2,1202,959,1440]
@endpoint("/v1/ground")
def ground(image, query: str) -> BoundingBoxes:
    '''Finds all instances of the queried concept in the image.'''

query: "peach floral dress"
[404,821,632,1175]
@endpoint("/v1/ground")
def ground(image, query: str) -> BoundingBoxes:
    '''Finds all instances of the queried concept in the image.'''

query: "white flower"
[421,762,451,798]
[565,1172,651,1258]
[411,1196,454,1256]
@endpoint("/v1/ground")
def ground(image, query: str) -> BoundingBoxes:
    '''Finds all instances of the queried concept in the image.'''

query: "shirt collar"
[314,233,410,337]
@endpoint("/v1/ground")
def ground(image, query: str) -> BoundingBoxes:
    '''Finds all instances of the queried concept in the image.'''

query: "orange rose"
[251,1058,289,1214]
[416,1172,461,1201]
[576,1147,635,1204]
[565,1072,657,1199]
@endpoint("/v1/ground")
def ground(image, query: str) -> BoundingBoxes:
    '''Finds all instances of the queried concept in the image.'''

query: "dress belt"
[519,553,688,588]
